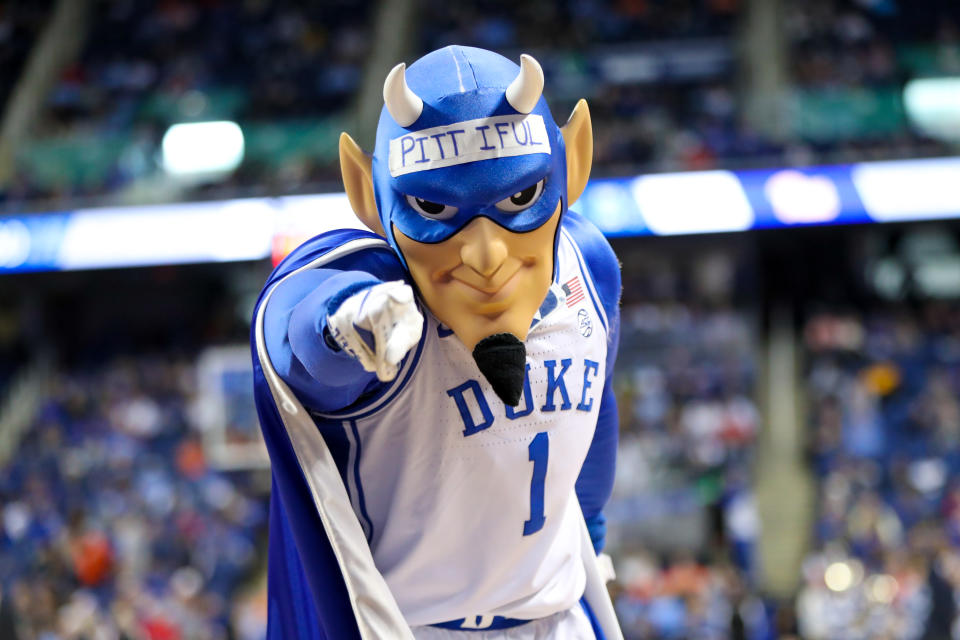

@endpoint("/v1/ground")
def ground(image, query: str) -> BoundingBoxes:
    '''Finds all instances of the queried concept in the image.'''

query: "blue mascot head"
[372,47,564,259]
[339,46,593,405]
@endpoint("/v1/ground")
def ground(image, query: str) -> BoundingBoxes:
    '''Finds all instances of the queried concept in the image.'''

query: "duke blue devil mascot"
[252,46,623,639]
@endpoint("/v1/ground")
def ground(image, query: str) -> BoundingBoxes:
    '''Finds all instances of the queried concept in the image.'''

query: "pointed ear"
[560,99,593,206]
[339,132,385,236]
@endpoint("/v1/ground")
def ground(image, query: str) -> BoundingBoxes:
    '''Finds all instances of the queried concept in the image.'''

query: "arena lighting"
[850,157,960,222]
[0,218,31,269]
[903,77,960,141]
[161,121,245,175]
[7,154,960,274]
[866,574,898,604]
[629,170,754,235]
[56,199,274,270]
[823,561,854,592]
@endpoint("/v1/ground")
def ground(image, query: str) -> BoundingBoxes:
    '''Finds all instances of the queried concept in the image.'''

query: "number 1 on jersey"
[523,432,549,536]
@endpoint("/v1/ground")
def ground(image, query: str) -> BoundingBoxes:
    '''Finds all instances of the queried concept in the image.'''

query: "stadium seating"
[0,354,268,638]
[798,305,960,638]
[611,301,765,638]
[6,0,959,212]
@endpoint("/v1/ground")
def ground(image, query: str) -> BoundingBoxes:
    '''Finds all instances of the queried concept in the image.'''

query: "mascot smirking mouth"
[252,46,623,640]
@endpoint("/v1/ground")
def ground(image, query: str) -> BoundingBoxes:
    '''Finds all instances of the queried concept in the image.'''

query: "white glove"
[327,281,424,382]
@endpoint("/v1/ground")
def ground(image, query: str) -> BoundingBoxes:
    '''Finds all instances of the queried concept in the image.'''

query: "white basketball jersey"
[317,230,610,626]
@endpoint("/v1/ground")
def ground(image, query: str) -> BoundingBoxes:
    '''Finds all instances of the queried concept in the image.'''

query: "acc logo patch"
[577,308,593,337]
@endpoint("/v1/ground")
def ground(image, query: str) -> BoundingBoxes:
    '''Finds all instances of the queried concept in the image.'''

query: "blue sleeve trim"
[321,278,380,352]
[327,279,381,318]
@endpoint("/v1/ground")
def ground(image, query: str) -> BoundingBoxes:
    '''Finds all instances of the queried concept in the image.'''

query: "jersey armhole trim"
[345,419,375,542]
[561,229,609,334]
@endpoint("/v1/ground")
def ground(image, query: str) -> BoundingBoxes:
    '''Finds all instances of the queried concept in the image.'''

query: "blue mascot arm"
[262,232,411,414]
[565,210,621,553]
[253,230,412,640]
[265,268,380,412]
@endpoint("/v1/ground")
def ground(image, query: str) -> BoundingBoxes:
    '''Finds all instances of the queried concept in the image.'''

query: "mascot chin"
[252,46,623,640]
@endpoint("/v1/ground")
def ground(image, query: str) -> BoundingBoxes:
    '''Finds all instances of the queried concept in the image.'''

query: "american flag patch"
[562,276,585,307]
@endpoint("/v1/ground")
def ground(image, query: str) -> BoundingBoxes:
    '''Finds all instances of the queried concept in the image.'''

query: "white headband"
[388,114,550,177]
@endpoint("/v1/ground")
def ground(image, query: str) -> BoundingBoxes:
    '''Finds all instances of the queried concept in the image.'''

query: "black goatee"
[471,333,527,407]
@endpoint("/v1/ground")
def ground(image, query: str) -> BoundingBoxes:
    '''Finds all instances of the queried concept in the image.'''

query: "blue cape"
[252,229,384,640]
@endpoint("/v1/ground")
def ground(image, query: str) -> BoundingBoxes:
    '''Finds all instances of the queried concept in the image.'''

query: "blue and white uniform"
[253,211,620,639]
[251,44,622,640]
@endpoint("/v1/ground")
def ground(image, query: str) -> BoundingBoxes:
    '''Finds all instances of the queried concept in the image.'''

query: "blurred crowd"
[419,0,745,175]
[613,551,771,640]
[610,301,768,638]
[3,0,960,212]
[787,0,960,88]
[776,0,959,166]
[5,0,373,208]
[0,354,268,639]
[799,304,960,639]
[47,0,372,128]
[420,0,739,51]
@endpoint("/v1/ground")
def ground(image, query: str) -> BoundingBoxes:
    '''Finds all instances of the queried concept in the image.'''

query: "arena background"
[2,0,960,638]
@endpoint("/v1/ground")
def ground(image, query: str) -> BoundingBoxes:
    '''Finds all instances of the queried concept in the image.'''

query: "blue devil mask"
[371,46,568,268]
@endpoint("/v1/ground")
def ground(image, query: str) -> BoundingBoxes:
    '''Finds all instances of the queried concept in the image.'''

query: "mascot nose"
[459,218,508,278]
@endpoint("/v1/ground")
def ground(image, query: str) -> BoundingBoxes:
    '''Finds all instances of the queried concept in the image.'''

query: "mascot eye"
[494,179,545,213]
[405,194,458,220]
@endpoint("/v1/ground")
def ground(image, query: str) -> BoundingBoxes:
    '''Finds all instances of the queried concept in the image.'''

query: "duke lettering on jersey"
[446,380,495,436]
[447,357,600,435]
